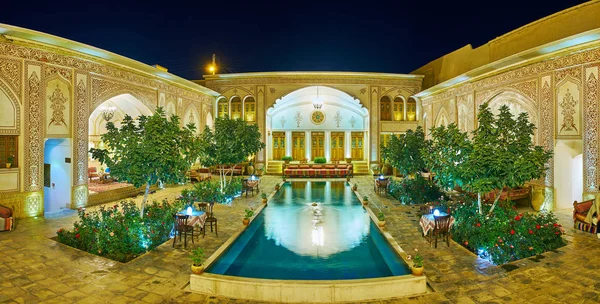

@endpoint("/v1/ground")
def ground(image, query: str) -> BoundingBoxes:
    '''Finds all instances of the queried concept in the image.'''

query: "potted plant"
[345,157,352,164]
[377,211,385,227]
[352,183,358,191]
[190,247,205,275]
[409,249,424,276]
[363,196,369,205]
[314,156,327,164]
[6,155,14,168]
[282,174,287,182]
[282,156,293,164]
[275,183,280,191]
[243,208,254,225]
[371,164,380,175]
[346,175,351,182]
[261,192,268,204]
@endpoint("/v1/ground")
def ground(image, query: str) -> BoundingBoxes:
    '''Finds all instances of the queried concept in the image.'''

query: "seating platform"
[283,164,353,178]
[573,198,597,234]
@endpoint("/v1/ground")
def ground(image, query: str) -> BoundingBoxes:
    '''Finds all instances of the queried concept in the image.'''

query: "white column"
[285,131,292,158]
[345,131,352,159]
[305,131,311,161]
[325,131,331,161]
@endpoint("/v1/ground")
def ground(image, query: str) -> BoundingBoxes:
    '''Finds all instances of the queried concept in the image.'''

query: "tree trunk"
[140,182,150,218]
[477,192,482,215]
[487,189,503,216]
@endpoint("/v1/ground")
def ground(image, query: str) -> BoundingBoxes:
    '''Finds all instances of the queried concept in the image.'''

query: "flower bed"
[57,200,182,262]
[388,175,445,205]
[444,200,566,265]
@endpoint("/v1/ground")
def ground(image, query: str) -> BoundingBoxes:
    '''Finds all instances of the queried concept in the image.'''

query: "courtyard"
[1,175,599,303]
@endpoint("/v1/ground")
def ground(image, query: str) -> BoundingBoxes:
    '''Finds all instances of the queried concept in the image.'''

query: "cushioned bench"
[0,205,14,232]
[573,199,597,233]
[284,164,353,178]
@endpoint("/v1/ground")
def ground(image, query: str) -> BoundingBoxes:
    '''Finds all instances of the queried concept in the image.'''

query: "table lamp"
[433,209,440,216]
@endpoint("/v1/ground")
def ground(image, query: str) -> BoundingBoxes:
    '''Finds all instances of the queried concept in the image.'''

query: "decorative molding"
[72,185,88,209]
[0,78,21,134]
[0,57,21,96]
[584,65,599,192]
[540,75,554,187]
[90,76,157,112]
[506,80,538,104]
[294,111,303,127]
[24,63,43,192]
[334,111,342,127]
[73,73,89,186]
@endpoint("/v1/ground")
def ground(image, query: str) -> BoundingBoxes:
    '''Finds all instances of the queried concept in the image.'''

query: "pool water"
[206,181,410,280]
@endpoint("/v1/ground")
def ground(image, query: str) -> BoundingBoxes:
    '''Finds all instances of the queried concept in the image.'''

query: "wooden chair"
[419,204,434,216]
[431,214,452,248]
[173,214,195,248]
[375,178,389,195]
[242,179,260,197]
[204,203,218,237]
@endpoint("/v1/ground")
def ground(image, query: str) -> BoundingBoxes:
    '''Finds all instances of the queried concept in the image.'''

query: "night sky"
[0,0,587,80]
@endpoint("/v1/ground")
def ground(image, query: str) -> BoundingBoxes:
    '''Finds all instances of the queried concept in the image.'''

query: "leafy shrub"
[443,199,566,265]
[57,199,183,262]
[314,157,327,164]
[388,175,445,205]
[281,156,293,161]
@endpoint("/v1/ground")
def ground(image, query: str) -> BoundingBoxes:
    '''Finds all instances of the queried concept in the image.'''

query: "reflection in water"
[264,182,369,257]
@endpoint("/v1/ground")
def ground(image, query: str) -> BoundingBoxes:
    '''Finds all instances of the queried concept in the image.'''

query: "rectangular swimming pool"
[206,181,410,280]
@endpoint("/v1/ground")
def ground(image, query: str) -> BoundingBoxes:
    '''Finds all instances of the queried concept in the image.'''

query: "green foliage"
[412,250,424,268]
[56,200,183,262]
[314,157,327,164]
[7,154,14,163]
[244,208,254,219]
[89,107,201,216]
[363,196,368,201]
[381,126,426,176]
[443,199,566,265]
[388,175,446,205]
[423,103,553,214]
[223,178,242,198]
[197,116,265,191]
[190,247,205,266]
[281,156,293,161]
[261,192,267,199]
[377,212,385,221]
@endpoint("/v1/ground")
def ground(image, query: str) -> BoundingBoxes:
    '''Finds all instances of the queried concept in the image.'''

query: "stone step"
[266,161,283,174]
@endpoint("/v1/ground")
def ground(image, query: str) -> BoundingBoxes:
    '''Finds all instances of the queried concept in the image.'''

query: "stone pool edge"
[189,183,427,303]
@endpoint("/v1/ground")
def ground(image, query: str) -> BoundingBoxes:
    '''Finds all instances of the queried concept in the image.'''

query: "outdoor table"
[419,212,454,236]
[177,209,207,229]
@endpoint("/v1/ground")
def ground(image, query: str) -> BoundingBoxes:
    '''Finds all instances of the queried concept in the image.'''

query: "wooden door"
[330,132,344,161]
[272,132,285,160]
[292,132,305,161]
[351,132,364,160]
[311,132,324,160]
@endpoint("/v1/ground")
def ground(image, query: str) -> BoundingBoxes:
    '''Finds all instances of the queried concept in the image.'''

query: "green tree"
[381,126,427,176]
[90,107,201,217]
[423,103,552,215]
[198,116,265,191]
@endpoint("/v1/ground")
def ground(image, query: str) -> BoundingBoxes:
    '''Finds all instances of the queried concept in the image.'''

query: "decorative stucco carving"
[25,64,43,192]
[90,77,157,112]
[0,79,20,135]
[74,74,89,186]
[540,76,554,187]
[0,57,21,95]
[584,66,599,192]
[47,84,68,127]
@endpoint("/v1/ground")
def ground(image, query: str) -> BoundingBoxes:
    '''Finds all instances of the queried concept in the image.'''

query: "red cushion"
[299,165,310,169]
[325,165,336,169]
[287,165,298,169]
[575,213,588,223]
[575,200,594,214]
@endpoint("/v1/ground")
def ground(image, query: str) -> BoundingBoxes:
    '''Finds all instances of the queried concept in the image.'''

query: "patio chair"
[204,203,218,237]
[173,214,195,248]
[375,178,389,195]
[431,214,452,248]
[242,179,260,197]
[419,204,434,216]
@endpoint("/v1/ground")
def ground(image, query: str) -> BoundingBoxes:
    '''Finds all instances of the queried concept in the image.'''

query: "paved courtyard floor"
[1,176,600,304]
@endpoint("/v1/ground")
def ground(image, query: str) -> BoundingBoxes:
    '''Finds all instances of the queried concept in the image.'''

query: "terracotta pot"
[262,198,268,204]
[191,264,204,275]
[352,186,358,191]
[378,220,385,227]
[242,218,250,225]
[363,200,369,205]
[411,266,424,276]
[346,177,351,182]
[275,185,280,191]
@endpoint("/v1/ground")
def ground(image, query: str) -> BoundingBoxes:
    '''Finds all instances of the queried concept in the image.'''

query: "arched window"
[231,97,242,119]
[217,98,228,118]
[393,97,404,121]
[380,96,391,121]
[407,98,417,121]
[244,96,256,122]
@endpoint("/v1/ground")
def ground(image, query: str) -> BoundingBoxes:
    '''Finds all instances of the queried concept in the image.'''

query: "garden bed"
[442,200,566,265]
